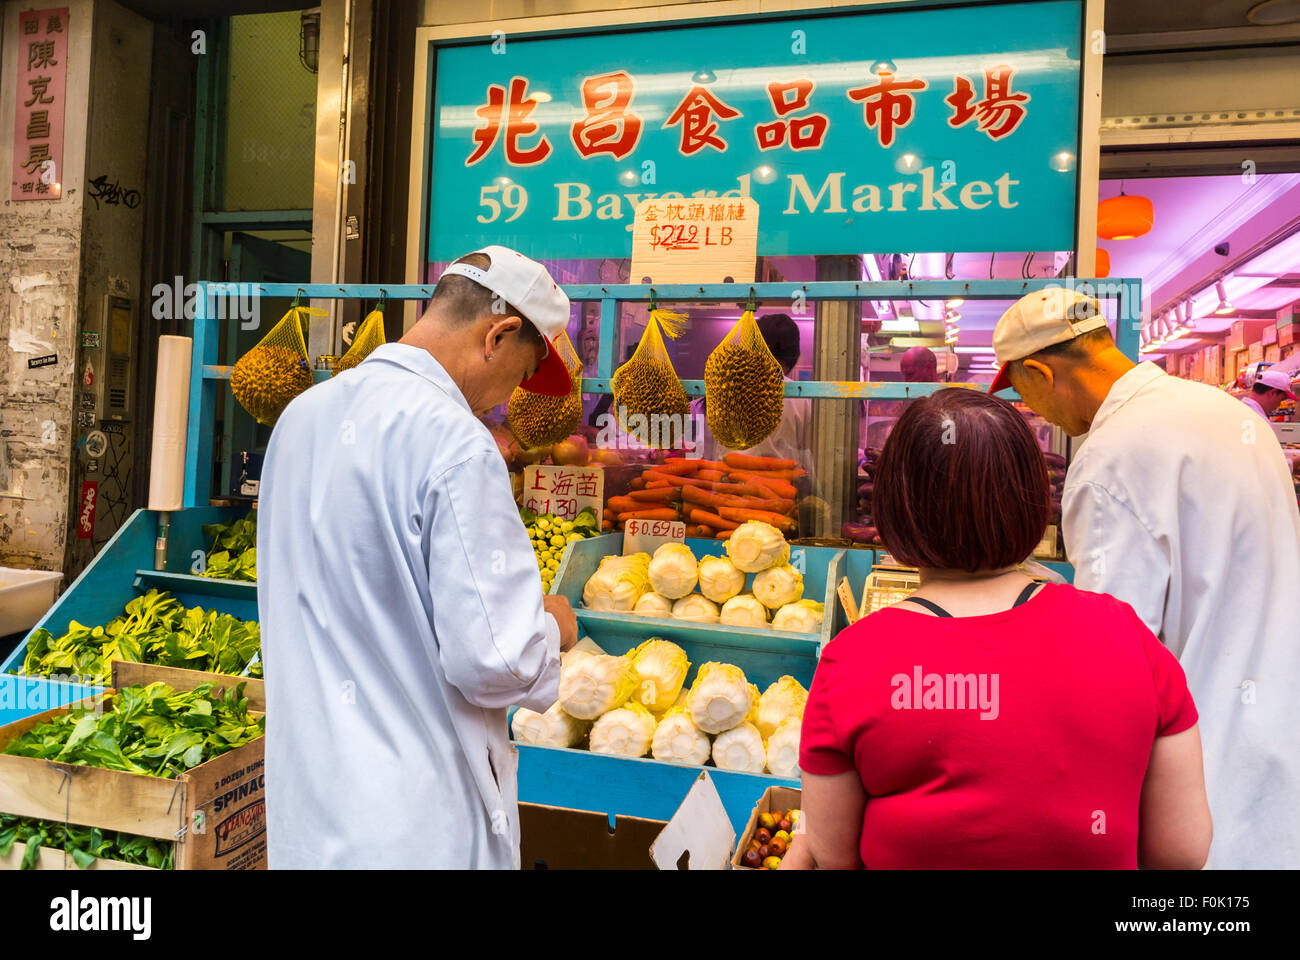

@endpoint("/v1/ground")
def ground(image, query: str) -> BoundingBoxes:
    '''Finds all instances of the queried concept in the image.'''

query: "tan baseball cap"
[440,245,572,396]
[989,287,1108,394]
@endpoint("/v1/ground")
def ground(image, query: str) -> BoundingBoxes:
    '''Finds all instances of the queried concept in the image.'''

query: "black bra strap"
[1013,582,1041,607]
[902,596,952,618]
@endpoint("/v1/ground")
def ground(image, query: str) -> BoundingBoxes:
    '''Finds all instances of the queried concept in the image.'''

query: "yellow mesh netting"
[611,309,691,449]
[230,304,322,425]
[507,330,583,449]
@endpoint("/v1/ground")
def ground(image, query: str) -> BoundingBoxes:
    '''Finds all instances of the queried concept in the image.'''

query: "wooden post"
[809,256,861,538]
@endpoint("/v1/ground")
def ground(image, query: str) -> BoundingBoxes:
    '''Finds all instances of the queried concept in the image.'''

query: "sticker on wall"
[77,481,98,539]
[82,360,94,386]
[81,331,100,348]
[27,353,57,368]
[76,411,94,428]
[84,430,108,459]
[79,391,96,410]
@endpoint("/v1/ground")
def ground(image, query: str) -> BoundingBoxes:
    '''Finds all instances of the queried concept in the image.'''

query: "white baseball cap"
[440,245,572,396]
[989,287,1108,394]
[1256,368,1297,401]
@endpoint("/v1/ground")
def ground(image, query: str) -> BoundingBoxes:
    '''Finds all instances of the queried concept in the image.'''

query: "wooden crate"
[1,841,157,871]
[111,660,264,712]
[0,666,266,870]
[731,785,802,870]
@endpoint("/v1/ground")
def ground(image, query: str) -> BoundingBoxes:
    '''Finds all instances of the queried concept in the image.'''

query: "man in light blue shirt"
[258,246,578,868]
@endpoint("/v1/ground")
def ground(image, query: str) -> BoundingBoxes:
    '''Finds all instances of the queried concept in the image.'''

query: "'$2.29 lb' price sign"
[623,517,686,557]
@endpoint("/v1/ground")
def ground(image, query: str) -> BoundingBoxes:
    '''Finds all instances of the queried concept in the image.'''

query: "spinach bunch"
[0,814,174,870]
[200,514,257,582]
[20,589,262,684]
[2,681,265,780]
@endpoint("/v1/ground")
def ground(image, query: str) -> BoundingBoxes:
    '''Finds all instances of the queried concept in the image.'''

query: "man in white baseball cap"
[258,245,578,868]
[1241,367,1297,420]
[991,286,1300,869]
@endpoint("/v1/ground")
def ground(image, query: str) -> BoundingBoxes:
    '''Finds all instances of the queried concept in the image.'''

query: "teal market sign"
[425,0,1083,263]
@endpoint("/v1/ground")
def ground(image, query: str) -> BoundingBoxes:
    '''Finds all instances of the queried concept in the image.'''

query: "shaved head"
[900,346,938,383]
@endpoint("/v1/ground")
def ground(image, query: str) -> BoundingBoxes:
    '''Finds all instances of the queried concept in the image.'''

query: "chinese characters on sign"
[630,196,759,284]
[468,65,1029,165]
[11,8,68,202]
[522,464,604,521]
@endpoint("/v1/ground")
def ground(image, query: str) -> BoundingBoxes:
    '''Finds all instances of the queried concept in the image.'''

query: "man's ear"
[484,314,523,354]
[1020,357,1055,390]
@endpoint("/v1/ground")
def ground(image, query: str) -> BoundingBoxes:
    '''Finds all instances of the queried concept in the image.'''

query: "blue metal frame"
[183,277,1141,506]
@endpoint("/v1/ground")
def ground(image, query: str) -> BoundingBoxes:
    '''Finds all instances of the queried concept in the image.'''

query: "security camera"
[1214,242,1230,256]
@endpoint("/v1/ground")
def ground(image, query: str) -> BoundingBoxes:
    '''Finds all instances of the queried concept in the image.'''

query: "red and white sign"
[12,8,68,202]
[522,464,603,521]
[77,480,97,539]
[622,517,686,557]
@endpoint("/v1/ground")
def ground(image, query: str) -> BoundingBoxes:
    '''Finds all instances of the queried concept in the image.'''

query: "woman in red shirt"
[786,389,1211,869]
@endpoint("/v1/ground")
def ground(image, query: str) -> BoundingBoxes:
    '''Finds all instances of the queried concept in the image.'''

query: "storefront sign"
[426,0,1081,262]
[77,480,98,539]
[11,8,68,201]
[522,464,604,520]
[623,518,686,557]
[630,197,759,284]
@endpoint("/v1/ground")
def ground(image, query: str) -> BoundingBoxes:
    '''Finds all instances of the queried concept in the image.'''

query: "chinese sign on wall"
[426,0,1082,262]
[11,8,68,202]
[630,197,759,284]
[522,464,604,521]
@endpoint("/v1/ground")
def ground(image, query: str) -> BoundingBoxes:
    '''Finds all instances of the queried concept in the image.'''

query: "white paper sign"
[623,517,686,557]
[630,197,759,285]
[522,464,604,520]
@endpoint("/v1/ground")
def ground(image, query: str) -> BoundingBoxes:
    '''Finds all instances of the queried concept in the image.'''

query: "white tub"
[0,567,63,636]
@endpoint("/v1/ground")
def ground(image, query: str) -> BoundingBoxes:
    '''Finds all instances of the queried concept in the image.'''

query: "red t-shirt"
[799,584,1198,869]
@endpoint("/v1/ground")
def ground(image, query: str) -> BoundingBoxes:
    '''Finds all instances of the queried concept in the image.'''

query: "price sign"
[630,197,758,284]
[522,464,604,521]
[623,517,686,557]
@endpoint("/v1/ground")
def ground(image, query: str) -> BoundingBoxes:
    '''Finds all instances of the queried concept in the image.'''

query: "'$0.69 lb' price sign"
[623,517,686,557]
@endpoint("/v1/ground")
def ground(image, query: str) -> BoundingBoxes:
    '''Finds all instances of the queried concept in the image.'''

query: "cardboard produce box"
[0,665,266,871]
[731,785,802,870]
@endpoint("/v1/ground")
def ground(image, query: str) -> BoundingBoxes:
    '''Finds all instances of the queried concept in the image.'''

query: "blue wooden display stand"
[3,277,1136,837]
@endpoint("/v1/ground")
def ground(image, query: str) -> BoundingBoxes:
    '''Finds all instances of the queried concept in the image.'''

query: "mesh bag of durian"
[332,301,387,376]
[611,309,691,449]
[230,304,323,425]
[704,310,785,449]
[507,329,582,449]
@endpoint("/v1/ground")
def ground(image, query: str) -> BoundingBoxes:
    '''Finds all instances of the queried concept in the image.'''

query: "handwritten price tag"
[630,197,758,284]
[623,518,686,557]
[522,464,604,521]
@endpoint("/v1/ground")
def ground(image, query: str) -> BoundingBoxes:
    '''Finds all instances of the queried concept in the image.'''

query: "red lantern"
[1097,194,1153,240]
[1095,248,1111,278]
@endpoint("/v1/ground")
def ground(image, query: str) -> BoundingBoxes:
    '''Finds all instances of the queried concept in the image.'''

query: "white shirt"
[1240,394,1268,420]
[257,343,561,868]
[1063,362,1300,868]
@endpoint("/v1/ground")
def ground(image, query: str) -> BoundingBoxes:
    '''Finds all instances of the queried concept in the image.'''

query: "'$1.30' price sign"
[623,517,686,557]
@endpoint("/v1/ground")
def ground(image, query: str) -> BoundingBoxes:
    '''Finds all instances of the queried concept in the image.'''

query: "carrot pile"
[601,453,804,540]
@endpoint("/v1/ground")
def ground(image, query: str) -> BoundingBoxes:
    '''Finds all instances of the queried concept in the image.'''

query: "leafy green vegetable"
[2,681,264,780]
[19,589,261,684]
[200,513,257,582]
[0,813,175,870]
